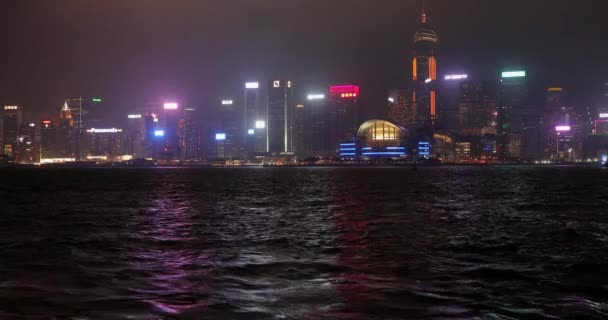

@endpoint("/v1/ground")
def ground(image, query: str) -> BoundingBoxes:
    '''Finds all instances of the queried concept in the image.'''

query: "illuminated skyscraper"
[458,82,497,135]
[2,105,22,155]
[412,5,438,127]
[60,102,74,128]
[219,99,240,159]
[243,82,267,155]
[84,128,125,160]
[126,113,146,159]
[58,102,75,158]
[304,93,331,157]
[329,85,360,153]
[498,70,529,161]
[162,102,180,160]
[387,89,415,129]
[183,107,202,160]
[294,104,305,157]
[267,80,293,155]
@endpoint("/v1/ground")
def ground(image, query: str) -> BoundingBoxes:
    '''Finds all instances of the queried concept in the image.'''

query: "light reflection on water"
[0,166,608,319]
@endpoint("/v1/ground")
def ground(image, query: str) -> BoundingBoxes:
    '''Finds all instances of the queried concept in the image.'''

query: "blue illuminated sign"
[248,129,255,135]
[215,133,227,140]
[362,152,405,156]
[154,130,165,137]
[418,141,430,156]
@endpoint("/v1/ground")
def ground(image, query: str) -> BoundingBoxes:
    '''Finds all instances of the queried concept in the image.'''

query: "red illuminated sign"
[43,120,51,124]
[330,85,360,101]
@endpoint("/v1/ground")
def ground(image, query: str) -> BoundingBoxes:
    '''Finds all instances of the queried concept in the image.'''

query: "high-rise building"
[17,122,41,164]
[304,93,331,158]
[267,80,293,155]
[329,85,360,154]
[219,99,240,159]
[387,89,415,129]
[498,70,528,161]
[84,128,125,160]
[41,120,57,160]
[243,82,267,156]
[162,102,180,160]
[411,7,438,128]
[541,87,566,159]
[183,107,202,160]
[458,81,498,135]
[144,113,158,158]
[294,104,305,157]
[2,105,22,156]
[125,113,146,159]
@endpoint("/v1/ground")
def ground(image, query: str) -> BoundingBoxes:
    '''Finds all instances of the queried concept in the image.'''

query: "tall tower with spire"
[412,0,438,129]
[60,101,74,128]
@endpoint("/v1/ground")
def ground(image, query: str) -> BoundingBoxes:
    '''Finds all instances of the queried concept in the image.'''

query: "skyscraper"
[294,104,305,158]
[243,82,267,155]
[304,93,331,158]
[162,102,180,160]
[183,107,202,160]
[144,113,158,158]
[498,70,528,161]
[84,128,125,160]
[58,102,75,159]
[267,80,293,155]
[219,99,240,159]
[458,82,497,135]
[126,113,146,159]
[329,85,360,154]
[2,105,22,156]
[412,6,438,128]
[387,89,416,129]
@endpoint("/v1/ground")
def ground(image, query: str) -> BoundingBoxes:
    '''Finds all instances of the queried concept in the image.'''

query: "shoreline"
[2,162,604,169]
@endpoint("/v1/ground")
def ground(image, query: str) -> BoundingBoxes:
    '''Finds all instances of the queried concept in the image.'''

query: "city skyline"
[2,0,608,122]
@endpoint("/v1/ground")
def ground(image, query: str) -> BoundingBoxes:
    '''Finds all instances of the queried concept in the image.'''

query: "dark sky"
[2,0,607,121]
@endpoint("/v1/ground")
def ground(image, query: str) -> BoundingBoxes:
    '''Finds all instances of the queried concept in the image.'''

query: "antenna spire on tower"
[421,0,428,24]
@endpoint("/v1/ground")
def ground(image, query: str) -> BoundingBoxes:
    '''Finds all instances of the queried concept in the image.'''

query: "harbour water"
[1,166,608,319]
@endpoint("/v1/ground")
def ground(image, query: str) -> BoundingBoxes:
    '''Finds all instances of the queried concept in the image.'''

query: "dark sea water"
[1,166,608,319]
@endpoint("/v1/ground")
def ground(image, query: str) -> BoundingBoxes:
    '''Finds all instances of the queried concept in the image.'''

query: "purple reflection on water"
[128,194,212,316]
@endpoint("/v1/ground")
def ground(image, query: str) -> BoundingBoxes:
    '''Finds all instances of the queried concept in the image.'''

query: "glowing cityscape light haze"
[502,71,527,78]
[163,102,178,110]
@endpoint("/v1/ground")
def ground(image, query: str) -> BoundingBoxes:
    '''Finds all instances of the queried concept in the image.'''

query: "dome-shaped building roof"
[357,120,408,141]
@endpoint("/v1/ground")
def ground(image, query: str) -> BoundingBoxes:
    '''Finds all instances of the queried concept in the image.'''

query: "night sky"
[2,0,607,121]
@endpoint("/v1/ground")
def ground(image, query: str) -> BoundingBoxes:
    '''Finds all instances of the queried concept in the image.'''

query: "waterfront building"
[267,80,293,155]
[411,7,438,128]
[243,82,267,156]
[329,85,360,154]
[219,99,240,159]
[183,107,202,161]
[125,113,146,159]
[161,102,180,160]
[84,128,125,161]
[2,105,22,156]
[294,104,305,158]
[303,93,331,158]
[498,70,528,161]
[387,89,416,129]
[337,120,408,160]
